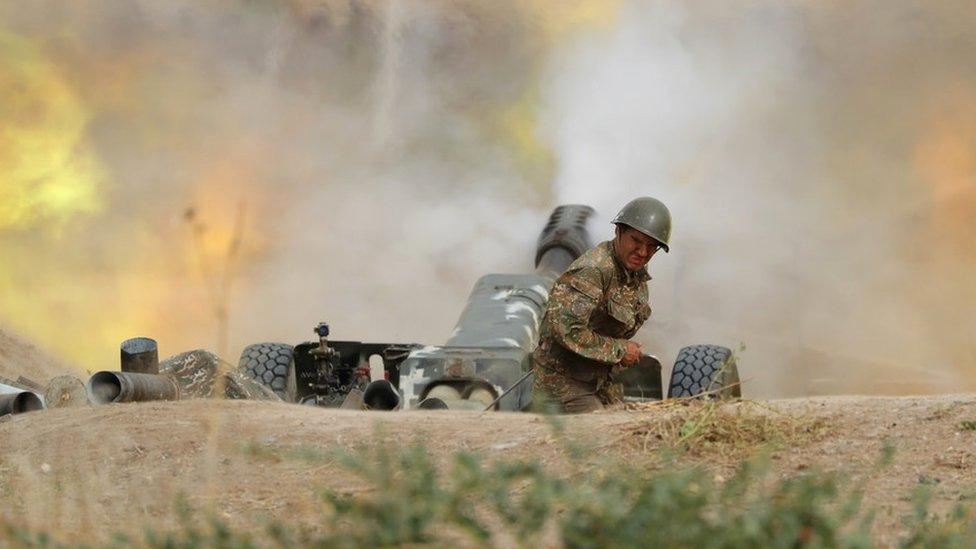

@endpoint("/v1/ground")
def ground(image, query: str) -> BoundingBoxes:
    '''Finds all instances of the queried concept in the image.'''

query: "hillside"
[1,394,974,545]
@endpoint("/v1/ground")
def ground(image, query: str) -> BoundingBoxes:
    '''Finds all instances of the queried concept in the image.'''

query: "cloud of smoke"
[0,31,104,232]
[543,1,976,395]
[1,0,972,397]
[0,0,605,373]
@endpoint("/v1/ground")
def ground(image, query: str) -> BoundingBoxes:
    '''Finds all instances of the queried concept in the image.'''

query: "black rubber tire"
[667,344,741,399]
[238,343,294,400]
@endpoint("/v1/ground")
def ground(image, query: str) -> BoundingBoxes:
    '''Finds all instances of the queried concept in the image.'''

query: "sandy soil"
[0,327,78,385]
[1,395,974,546]
[0,330,974,546]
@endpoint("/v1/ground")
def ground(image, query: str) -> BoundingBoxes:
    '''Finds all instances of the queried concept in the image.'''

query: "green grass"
[2,423,975,548]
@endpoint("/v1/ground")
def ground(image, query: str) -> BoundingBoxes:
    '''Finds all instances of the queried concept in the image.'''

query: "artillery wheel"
[667,344,741,399]
[238,343,294,401]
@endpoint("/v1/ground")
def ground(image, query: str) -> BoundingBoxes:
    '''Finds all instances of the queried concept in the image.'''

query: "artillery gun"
[238,205,741,411]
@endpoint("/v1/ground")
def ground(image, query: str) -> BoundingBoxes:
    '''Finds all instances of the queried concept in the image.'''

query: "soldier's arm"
[546,268,627,364]
[622,289,651,339]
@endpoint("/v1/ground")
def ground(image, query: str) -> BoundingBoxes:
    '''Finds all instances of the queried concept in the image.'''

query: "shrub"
[2,429,974,547]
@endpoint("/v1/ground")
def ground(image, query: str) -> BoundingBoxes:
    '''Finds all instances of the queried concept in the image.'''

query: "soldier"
[531,197,671,413]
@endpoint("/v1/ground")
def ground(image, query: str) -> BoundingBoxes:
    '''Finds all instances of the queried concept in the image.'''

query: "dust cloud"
[0,1,972,396]
[0,0,596,374]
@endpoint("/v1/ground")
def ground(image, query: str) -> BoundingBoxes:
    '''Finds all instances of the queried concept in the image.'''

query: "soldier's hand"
[621,341,643,367]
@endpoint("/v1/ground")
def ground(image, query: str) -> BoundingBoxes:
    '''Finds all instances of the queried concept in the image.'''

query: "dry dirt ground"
[1,329,974,546]
[0,327,77,384]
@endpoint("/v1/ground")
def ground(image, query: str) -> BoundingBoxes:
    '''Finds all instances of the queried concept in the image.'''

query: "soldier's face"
[614,227,660,271]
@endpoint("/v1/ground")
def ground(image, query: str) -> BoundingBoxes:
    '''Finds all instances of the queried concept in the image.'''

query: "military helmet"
[612,196,672,252]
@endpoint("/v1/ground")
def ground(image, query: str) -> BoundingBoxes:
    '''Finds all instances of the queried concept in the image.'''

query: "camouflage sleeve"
[545,267,627,364]
[622,287,652,340]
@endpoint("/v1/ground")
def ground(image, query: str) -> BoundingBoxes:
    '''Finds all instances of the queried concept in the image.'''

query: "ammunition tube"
[120,337,159,374]
[0,391,44,416]
[88,371,180,404]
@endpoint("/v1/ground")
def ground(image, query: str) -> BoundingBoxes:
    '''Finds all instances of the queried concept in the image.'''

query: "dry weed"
[618,399,831,459]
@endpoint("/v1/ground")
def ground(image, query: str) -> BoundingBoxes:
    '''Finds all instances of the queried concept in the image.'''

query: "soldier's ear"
[613,224,622,239]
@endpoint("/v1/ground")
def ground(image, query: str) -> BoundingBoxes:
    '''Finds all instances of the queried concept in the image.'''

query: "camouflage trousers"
[532,362,623,414]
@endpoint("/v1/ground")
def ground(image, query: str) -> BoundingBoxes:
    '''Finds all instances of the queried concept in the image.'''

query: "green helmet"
[612,197,672,252]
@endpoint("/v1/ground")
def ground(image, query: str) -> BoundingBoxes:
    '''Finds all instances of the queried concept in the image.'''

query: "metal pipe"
[0,392,44,416]
[0,381,30,394]
[362,379,400,411]
[121,337,159,374]
[1,381,44,414]
[88,371,180,404]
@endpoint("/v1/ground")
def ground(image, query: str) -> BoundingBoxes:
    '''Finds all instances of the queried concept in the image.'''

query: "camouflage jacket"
[531,240,652,383]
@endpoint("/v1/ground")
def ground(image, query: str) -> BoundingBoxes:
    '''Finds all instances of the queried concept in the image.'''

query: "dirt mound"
[0,326,78,386]
[1,394,974,545]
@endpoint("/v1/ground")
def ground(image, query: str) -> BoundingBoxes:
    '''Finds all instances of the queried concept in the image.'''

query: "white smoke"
[542,1,976,396]
[1,0,973,396]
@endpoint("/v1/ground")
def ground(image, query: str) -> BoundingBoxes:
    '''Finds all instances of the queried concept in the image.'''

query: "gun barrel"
[534,204,596,280]
[397,204,599,410]
[88,371,180,404]
[442,205,594,351]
